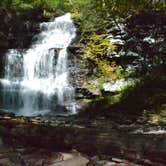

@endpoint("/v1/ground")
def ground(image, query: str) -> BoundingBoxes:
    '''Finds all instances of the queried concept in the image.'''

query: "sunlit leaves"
[84,33,117,77]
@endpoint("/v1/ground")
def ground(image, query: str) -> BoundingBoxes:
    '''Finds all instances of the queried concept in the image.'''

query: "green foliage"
[0,0,71,14]
[82,98,93,104]
[94,93,122,106]
[1,0,165,16]
[16,3,34,10]
[143,109,166,124]
[114,73,166,115]
[72,0,166,41]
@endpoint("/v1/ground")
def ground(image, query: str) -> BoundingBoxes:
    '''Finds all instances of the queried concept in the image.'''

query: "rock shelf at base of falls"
[0,115,166,165]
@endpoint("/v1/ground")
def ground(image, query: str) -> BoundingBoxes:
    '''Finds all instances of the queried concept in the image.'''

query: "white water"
[0,13,77,116]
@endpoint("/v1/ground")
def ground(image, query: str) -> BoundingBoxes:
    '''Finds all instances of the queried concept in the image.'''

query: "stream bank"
[0,113,166,165]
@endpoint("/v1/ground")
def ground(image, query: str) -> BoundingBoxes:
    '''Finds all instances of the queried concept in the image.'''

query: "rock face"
[68,43,89,88]
[0,9,46,50]
[125,11,166,70]
[67,43,92,106]
[0,9,47,77]
[109,10,166,73]
[0,138,4,148]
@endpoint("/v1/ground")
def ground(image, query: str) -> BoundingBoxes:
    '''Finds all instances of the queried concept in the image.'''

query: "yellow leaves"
[98,61,117,78]
[83,33,117,78]
[85,33,116,59]
[71,12,81,19]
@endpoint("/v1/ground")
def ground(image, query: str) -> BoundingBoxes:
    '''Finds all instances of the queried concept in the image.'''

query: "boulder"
[103,78,139,93]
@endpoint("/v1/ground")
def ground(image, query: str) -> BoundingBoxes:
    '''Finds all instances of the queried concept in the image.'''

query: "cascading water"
[0,13,77,116]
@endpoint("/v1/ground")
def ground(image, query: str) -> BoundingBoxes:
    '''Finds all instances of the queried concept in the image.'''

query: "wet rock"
[0,158,13,166]
[53,105,68,114]
[76,87,97,99]
[0,111,15,117]
[68,43,84,54]
[0,138,4,148]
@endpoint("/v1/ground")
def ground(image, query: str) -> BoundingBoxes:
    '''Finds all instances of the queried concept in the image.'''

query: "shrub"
[83,33,117,78]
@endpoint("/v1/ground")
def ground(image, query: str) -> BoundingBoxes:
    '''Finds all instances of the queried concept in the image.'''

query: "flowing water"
[0,13,77,116]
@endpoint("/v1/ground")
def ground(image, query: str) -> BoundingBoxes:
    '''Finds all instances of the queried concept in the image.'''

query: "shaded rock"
[76,87,97,99]
[0,138,4,148]
[0,158,13,166]
[0,8,46,50]
[53,105,68,114]
[68,43,84,55]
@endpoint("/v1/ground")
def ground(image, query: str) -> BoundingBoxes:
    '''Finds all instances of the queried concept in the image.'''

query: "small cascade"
[0,13,77,116]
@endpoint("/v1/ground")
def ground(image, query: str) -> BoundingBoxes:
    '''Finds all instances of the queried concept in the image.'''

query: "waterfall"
[0,13,77,116]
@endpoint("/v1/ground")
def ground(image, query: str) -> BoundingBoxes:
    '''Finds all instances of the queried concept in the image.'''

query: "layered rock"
[109,10,166,73]
[0,115,166,165]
